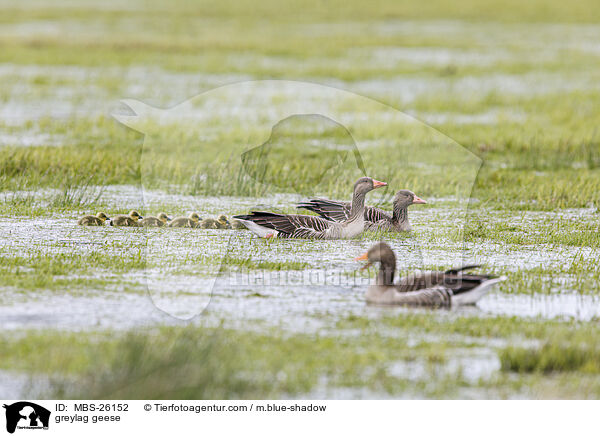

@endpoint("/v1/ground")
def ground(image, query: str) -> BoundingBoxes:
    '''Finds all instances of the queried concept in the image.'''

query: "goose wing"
[364,219,395,232]
[396,265,494,294]
[298,199,391,223]
[297,199,350,222]
[364,206,391,223]
[396,271,446,292]
[370,286,453,307]
[233,211,332,237]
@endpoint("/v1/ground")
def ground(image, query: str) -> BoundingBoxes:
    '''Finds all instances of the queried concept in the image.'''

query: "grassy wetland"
[1,0,600,399]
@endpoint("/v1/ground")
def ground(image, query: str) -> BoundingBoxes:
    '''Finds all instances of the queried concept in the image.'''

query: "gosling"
[140,212,171,227]
[200,218,218,229]
[168,212,201,228]
[111,210,143,227]
[216,215,232,229]
[78,212,109,226]
[231,219,246,230]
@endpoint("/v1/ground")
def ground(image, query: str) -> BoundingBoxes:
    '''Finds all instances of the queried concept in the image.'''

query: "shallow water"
[1,192,599,331]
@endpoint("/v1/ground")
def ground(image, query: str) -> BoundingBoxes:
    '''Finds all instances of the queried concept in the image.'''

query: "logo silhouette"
[3,402,50,434]
[241,114,366,195]
[113,80,482,319]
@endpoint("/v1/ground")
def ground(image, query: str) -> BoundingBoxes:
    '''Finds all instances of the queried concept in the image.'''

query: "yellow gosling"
[217,215,232,229]
[78,212,109,226]
[111,210,143,227]
[168,212,201,228]
[140,212,171,227]
[231,219,247,230]
[200,218,218,229]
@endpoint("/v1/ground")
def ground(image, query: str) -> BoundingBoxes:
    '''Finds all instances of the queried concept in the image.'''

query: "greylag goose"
[231,219,246,230]
[140,212,171,227]
[355,242,502,306]
[78,212,109,226]
[111,210,143,227]
[200,218,218,229]
[298,189,426,232]
[233,177,387,239]
[168,212,201,228]
[217,215,232,229]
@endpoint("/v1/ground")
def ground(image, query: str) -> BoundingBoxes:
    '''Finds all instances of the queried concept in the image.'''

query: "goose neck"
[377,259,396,286]
[392,203,408,224]
[349,191,366,219]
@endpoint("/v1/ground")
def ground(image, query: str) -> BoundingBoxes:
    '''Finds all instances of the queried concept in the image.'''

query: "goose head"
[96,212,109,222]
[157,212,171,223]
[129,210,143,221]
[355,242,396,270]
[217,214,231,228]
[394,190,427,208]
[353,177,387,196]
[355,242,397,286]
[188,212,201,223]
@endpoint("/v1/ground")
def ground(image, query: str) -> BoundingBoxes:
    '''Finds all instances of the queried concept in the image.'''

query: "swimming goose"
[111,210,143,227]
[233,177,387,239]
[140,212,171,227]
[78,212,109,226]
[168,212,201,228]
[355,242,502,306]
[217,215,232,229]
[298,189,426,232]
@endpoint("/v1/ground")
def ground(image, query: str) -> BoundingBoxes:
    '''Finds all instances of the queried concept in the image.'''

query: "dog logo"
[3,402,50,434]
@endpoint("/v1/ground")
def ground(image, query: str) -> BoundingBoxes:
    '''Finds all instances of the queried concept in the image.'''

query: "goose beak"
[354,252,368,261]
[167,217,172,221]
[354,252,372,270]
[413,195,427,204]
[372,180,387,188]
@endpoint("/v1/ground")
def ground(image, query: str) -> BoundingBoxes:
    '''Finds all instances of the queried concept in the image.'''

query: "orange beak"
[372,179,387,189]
[413,195,427,204]
[354,252,372,270]
[354,252,368,261]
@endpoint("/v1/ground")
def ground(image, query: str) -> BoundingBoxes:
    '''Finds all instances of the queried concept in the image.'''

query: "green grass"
[2,0,600,399]
[0,249,146,291]
[6,312,600,398]
[501,344,600,374]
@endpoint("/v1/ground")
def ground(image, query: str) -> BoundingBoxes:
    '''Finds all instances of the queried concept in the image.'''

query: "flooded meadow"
[1,0,600,399]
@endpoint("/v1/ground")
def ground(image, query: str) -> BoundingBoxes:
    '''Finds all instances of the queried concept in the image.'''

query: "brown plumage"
[78,212,109,226]
[298,189,426,232]
[200,218,218,229]
[217,215,232,229]
[140,212,171,227]
[234,177,387,239]
[168,212,201,228]
[111,210,143,227]
[231,219,246,230]
[355,242,502,307]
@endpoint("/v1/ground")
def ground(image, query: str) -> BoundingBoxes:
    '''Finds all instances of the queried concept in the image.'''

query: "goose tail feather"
[451,276,506,306]
[445,264,482,274]
[232,218,279,238]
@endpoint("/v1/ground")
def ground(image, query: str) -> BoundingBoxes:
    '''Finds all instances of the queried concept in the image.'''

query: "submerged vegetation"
[1,0,600,398]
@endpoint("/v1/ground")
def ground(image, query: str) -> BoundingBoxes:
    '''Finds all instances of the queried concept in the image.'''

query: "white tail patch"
[452,276,506,306]
[236,220,279,239]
